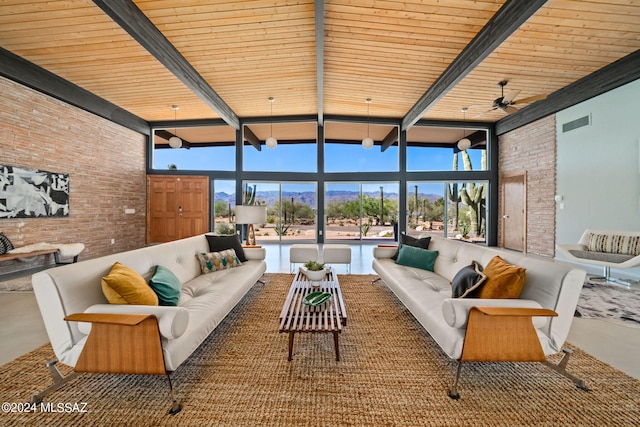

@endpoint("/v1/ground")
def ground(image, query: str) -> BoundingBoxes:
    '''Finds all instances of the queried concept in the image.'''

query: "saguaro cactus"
[446,152,460,230]
[459,150,487,237]
[243,184,256,206]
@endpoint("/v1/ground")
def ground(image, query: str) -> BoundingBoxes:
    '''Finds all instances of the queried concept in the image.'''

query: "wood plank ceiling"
[0,0,639,135]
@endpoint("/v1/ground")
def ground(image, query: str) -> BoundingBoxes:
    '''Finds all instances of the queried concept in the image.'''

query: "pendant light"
[168,105,182,148]
[362,98,374,149]
[457,107,471,151]
[265,97,277,149]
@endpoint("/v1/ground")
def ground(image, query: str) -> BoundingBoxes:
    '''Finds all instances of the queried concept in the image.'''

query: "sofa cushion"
[101,262,159,305]
[148,265,182,306]
[568,249,633,264]
[392,234,431,260]
[451,261,487,298]
[587,233,640,256]
[196,249,242,274]
[395,244,438,271]
[477,256,526,299]
[206,234,247,262]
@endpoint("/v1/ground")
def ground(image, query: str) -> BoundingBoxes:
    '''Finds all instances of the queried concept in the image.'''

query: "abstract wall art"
[0,165,70,218]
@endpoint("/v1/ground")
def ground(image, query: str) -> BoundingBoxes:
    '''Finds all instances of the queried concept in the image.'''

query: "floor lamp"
[235,205,267,246]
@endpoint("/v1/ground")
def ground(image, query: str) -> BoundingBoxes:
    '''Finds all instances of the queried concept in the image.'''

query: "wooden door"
[147,175,209,243]
[501,173,526,252]
[178,177,209,239]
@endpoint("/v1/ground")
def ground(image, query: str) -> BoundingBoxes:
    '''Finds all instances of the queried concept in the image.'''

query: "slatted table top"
[279,268,347,334]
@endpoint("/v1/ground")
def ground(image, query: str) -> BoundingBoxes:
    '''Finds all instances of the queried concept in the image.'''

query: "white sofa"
[373,235,588,398]
[31,233,266,413]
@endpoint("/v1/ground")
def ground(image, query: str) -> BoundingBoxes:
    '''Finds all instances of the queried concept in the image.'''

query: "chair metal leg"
[31,359,79,404]
[448,362,462,400]
[371,277,381,285]
[544,348,589,391]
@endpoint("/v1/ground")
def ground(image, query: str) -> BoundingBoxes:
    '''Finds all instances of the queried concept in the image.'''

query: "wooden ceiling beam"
[315,0,324,125]
[92,0,240,129]
[402,0,548,131]
[496,49,640,135]
[0,47,150,135]
[243,126,262,151]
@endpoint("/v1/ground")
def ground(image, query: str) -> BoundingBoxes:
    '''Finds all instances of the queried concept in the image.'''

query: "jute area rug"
[575,279,640,328]
[1,274,639,426]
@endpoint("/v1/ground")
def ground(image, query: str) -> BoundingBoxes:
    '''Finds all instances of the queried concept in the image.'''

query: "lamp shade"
[168,136,182,148]
[235,205,267,225]
[457,138,471,151]
[265,136,277,149]
[362,136,374,149]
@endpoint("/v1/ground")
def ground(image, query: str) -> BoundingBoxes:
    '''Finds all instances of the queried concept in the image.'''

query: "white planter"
[301,267,326,286]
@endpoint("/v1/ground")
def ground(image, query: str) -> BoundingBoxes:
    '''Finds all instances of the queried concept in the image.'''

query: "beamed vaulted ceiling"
[1,0,640,141]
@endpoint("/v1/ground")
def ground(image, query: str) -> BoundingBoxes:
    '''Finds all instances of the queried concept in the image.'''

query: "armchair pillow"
[206,234,247,262]
[101,262,159,306]
[395,244,438,272]
[451,261,487,298]
[477,256,526,299]
[148,265,182,306]
[587,233,640,256]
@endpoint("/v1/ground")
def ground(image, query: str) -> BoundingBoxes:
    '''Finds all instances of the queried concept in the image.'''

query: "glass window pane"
[407,181,487,243]
[325,182,399,241]
[407,147,486,172]
[325,183,361,241]
[361,183,399,241]
[213,180,236,235]
[243,122,317,172]
[406,183,447,238]
[152,125,236,171]
[154,145,235,171]
[244,143,317,172]
[324,122,398,172]
[406,126,487,172]
[281,183,317,241]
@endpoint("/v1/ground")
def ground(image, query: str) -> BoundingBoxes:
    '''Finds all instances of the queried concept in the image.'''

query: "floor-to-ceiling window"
[149,118,495,245]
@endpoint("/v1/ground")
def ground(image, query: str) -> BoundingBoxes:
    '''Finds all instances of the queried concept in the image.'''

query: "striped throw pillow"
[588,233,640,256]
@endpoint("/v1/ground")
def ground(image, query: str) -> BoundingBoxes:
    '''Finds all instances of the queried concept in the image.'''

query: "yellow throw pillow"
[476,256,526,299]
[101,262,158,305]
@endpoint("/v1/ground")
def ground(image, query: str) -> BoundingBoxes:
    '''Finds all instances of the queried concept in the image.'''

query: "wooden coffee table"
[278,267,347,361]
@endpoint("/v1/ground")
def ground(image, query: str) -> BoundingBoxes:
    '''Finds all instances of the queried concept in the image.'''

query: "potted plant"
[301,260,326,286]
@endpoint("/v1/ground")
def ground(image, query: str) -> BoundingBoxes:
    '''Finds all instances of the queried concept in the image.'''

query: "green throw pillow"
[148,265,182,306]
[395,244,439,272]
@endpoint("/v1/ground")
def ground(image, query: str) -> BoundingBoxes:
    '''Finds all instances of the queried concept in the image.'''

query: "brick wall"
[498,115,556,258]
[0,77,147,275]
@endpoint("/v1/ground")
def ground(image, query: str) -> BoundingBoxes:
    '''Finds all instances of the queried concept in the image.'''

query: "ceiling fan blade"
[472,107,497,118]
[504,105,518,114]
[514,93,548,104]
[502,89,520,104]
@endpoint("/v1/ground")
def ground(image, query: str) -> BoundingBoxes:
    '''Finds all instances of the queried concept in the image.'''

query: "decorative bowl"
[303,291,332,307]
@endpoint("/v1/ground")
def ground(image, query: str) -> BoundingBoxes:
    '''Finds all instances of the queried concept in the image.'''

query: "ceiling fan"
[472,81,547,117]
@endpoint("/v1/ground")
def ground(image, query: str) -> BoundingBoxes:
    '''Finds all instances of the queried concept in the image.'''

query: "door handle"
[503,215,509,219]
[178,206,182,216]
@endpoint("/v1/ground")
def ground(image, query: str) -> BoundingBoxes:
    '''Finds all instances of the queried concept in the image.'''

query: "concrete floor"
[1,242,638,381]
